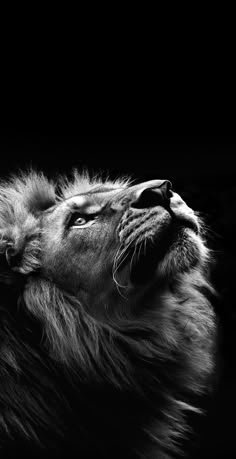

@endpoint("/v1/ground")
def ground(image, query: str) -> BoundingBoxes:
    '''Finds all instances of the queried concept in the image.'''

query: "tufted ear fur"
[0,215,41,278]
[0,171,56,283]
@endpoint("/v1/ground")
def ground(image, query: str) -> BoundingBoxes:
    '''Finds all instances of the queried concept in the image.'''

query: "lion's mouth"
[126,219,199,285]
[129,230,172,284]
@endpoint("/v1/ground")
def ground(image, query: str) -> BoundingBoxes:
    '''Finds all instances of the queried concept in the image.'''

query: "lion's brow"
[63,187,124,201]
[75,186,122,195]
[41,187,122,215]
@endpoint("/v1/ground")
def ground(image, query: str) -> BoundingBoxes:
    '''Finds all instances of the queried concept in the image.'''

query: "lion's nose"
[130,180,172,209]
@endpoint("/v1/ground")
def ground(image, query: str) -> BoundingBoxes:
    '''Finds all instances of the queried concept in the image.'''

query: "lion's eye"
[73,216,88,226]
[68,212,97,229]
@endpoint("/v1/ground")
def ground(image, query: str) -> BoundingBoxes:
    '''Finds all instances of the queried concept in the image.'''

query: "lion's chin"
[130,226,200,285]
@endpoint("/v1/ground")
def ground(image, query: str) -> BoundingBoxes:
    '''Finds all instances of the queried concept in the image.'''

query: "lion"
[0,170,216,458]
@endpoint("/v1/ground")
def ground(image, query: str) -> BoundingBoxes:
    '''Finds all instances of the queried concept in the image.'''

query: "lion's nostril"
[131,181,172,210]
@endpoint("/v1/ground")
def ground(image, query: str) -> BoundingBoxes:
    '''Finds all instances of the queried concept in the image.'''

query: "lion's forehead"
[0,172,126,251]
[0,173,129,222]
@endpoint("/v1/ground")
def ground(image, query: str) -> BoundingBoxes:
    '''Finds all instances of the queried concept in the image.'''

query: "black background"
[0,133,235,458]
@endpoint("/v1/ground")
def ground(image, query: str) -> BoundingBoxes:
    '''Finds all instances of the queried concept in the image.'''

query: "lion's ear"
[0,242,29,290]
[0,228,41,277]
[0,239,18,285]
[6,244,24,270]
[0,237,23,278]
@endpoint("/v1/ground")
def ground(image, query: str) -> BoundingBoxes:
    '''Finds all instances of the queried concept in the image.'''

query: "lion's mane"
[0,172,216,458]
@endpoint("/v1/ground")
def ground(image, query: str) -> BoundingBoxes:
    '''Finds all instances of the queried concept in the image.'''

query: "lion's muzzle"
[115,180,202,284]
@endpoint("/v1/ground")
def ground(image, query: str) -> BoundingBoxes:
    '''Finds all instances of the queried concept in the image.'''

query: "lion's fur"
[0,171,216,458]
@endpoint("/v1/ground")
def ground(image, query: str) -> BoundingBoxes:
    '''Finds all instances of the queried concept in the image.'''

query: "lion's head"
[0,171,216,458]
